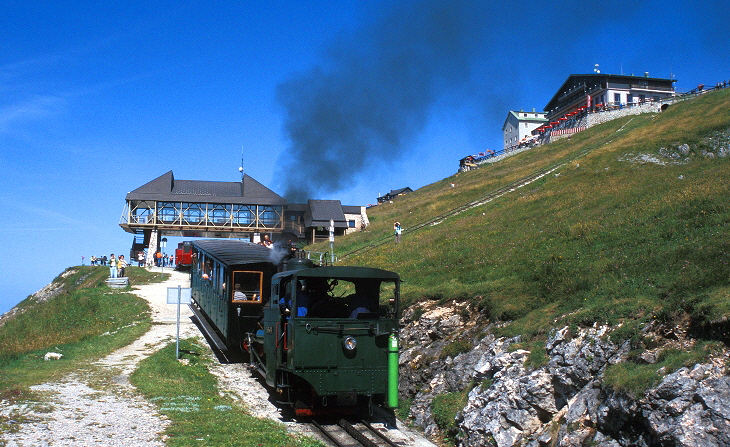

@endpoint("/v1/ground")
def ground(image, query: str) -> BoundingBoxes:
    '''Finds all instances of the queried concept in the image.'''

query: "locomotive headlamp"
[343,336,357,351]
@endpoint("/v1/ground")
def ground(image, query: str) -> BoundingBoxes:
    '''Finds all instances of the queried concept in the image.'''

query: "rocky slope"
[398,300,730,447]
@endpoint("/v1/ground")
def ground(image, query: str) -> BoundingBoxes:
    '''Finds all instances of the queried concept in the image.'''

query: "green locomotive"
[188,239,401,416]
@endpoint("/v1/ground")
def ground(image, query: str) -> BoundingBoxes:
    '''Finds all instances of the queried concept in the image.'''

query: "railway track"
[341,164,564,260]
[312,419,403,447]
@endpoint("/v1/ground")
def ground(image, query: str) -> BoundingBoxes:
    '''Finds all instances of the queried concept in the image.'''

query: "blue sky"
[1,0,729,315]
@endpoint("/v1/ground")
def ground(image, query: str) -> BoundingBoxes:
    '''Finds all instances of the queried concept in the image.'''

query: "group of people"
[92,250,176,279]
[135,251,175,268]
[89,255,109,266]
[154,253,174,267]
[106,254,128,278]
[89,254,129,277]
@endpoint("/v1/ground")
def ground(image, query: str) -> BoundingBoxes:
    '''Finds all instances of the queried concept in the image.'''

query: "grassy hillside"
[315,89,730,341]
[0,268,322,446]
[0,266,160,396]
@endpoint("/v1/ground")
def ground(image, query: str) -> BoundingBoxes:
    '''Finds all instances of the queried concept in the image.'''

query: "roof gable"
[304,199,347,228]
[125,171,285,205]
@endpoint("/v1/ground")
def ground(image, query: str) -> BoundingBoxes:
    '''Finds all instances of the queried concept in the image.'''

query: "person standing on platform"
[118,255,128,277]
[109,254,117,278]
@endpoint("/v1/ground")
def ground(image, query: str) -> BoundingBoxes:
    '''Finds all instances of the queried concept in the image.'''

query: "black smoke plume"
[275,0,487,203]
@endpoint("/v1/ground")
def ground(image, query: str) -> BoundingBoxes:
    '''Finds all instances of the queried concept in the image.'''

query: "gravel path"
[1,270,201,447]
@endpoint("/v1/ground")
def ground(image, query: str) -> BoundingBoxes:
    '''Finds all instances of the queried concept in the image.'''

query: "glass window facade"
[158,202,178,223]
[125,201,283,229]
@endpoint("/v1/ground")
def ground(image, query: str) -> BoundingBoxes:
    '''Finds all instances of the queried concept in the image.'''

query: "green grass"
[431,389,469,445]
[0,266,165,397]
[131,339,323,447]
[397,396,414,421]
[309,89,730,347]
[440,339,472,359]
[0,267,324,446]
[603,341,724,397]
[0,266,170,437]
[508,340,549,370]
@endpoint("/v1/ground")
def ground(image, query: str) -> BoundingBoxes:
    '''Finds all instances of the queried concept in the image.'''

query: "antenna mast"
[239,146,244,196]
[239,146,244,182]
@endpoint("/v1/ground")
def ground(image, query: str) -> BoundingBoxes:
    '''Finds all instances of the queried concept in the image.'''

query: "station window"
[182,203,205,224]
[208,205,230,225]
[158,202,178,223]
[233,205,254,225]
[259,206,282,228]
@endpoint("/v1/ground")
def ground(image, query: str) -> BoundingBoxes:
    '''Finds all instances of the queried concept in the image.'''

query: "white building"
[544,73,676,121]
[502,109,547,150]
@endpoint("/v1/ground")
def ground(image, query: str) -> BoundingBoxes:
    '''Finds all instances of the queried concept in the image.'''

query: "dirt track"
[1,269,197,447]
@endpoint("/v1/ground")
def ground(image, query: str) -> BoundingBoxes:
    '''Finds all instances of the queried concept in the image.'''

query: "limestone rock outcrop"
[398,301,730,446]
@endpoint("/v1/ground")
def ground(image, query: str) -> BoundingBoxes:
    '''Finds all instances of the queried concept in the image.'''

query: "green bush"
[440,339,472,359]
[604,343,722,397]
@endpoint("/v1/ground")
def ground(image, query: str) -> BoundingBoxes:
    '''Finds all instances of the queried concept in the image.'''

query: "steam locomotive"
[187,239,400,416]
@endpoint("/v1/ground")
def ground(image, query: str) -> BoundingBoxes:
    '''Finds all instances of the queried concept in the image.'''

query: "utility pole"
[329,219,335,264]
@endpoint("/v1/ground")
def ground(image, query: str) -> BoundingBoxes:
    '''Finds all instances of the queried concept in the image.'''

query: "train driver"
[279,280,310,317]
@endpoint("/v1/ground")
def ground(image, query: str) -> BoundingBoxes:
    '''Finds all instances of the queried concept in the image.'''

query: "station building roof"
[304,199,348,228]
[125,170,286,206]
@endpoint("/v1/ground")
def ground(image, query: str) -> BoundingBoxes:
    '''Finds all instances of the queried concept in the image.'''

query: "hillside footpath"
[2,270,197,446]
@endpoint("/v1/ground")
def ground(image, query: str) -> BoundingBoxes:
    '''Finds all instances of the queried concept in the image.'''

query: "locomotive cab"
[257,266,400,415]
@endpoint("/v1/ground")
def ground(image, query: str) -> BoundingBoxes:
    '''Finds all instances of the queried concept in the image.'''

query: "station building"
[376,187,413,204]
[119,171,368,260]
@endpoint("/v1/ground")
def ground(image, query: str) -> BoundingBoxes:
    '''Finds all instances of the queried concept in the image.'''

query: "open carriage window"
[232,271,263,303]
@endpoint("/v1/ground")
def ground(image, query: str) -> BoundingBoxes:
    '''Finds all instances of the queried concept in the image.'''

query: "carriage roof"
[192,239,274,266]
